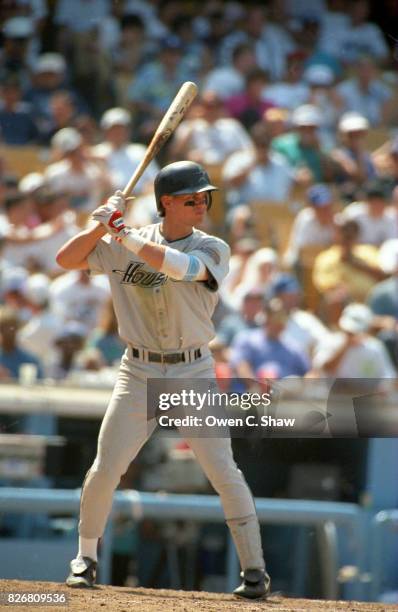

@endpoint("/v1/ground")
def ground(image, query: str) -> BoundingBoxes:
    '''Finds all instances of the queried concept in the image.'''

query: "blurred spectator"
[304,64,343,148]
[340,181,396,246]
[112,14,152,76]
[49,269,109,331]
[0,16,35,85]
[264,50,309,110]
[208,335,233,392]
[262,107,290,139]
[24,53,87,124]
[171,91,252,165]
[37,91,78,145]
[313,302,396,385]
[48,320,88,380]
[202,43,257,100]
[318,0,350,59]
[225,68,274,130]
[88,298,125,366]
[1,187,78,274]
[220,237,261,306]
[0,305,43,380]
[217,287,264,347]
[336,56,392,126]
[0,73,38,145]
[222,122,293,208]
[54,0,110,35]
[45,128,110,214]
[313,218,385,323]
[271,104,340,183]
[229,298,309,386]
[92,107,159,193]
[331,112,376,197]
[330,0,389,65]
[284,184,336,268]
[373,139,398,197]
[128,35,192,140]
[367,239,398,367]
[231,247,279,310]
[266,273,332,358]
[1,267,29,315]
[219,5,295,81]
[18,273,63,370]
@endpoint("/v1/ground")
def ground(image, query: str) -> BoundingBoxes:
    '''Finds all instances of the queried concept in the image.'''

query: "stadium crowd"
[0,0,398,400]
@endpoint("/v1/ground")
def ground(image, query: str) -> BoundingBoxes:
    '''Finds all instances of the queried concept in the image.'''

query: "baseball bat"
[122,81,198,198]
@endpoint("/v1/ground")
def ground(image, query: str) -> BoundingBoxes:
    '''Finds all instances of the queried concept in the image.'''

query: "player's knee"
[90,455,127,483]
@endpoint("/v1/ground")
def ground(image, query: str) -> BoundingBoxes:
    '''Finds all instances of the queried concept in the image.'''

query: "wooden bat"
[122,81,198,198]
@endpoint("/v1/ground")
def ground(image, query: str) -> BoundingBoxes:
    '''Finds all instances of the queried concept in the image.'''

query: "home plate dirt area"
[0,580,395,611]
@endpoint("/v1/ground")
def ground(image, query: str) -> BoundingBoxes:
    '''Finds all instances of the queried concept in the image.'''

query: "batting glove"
[92,203,127,236]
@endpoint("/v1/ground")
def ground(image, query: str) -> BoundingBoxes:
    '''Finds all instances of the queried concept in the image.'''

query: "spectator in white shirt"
[202,43,257,100]
[49,269,110,331]
[45,127,111,214]
[337,55,392,126]
[284,183,336,267]
[92,107,159,194]
[331,0,389,65]
[341,181,397,246]
[171,91,253,165]
[222,122,293,208]
[313,302,396,383]
[264,50,309,111]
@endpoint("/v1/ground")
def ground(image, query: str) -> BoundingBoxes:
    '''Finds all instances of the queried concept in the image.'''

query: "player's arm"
[56,222,107,270]
[92,194,208,282]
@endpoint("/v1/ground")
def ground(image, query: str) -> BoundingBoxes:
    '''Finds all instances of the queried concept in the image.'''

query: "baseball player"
[56,161,270,599]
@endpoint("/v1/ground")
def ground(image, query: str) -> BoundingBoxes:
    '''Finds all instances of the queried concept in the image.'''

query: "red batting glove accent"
[108,210,125,233]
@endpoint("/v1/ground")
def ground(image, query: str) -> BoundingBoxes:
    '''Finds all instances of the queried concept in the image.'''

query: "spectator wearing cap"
[222,122,293,208]
[92,108,159,194]
[0,74,39,145]
[340,181,396,246]
[337,56,392,126]
[367,239,398,367]
[24,53,88,124]
[266,273,331,358]
[18,273,64,370]
[313,303,396,388]
[229,298,309,389]
[284,184,336,268]
[225,68,274,131]
[202,44,257,101]
[171,91,253,166]
[127,35,192,141]
[44,128,111,214]
[271,104,339,183]
[331,112,376,198]
[313,218,385,324]
[48,320,88,380]
[0,16,35,86]
[0,306,43,381]
[219,5,296,81]
[304,64,343,148]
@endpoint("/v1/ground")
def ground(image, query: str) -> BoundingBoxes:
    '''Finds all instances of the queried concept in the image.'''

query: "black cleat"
[66,556,97,588]
[233,568,271,600]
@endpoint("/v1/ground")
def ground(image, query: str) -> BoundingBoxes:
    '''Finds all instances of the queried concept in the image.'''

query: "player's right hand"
[92,203,126,235]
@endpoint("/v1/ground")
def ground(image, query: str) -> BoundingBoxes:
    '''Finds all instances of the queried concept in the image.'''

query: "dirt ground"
[0,580,397,612]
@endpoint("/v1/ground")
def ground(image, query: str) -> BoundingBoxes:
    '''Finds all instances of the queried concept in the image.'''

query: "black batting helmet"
[154,161,218,217]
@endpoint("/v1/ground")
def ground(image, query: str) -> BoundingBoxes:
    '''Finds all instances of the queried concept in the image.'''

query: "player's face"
[170,192,210,223]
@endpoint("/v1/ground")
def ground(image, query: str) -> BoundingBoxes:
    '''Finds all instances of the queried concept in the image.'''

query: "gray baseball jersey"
[87,223,230,350]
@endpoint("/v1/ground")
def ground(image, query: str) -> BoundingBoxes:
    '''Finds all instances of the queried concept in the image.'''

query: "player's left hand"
[92,203,126,235]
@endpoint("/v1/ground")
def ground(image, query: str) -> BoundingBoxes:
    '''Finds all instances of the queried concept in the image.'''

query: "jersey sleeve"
[189,237,231,291]
[87,234,114,275]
